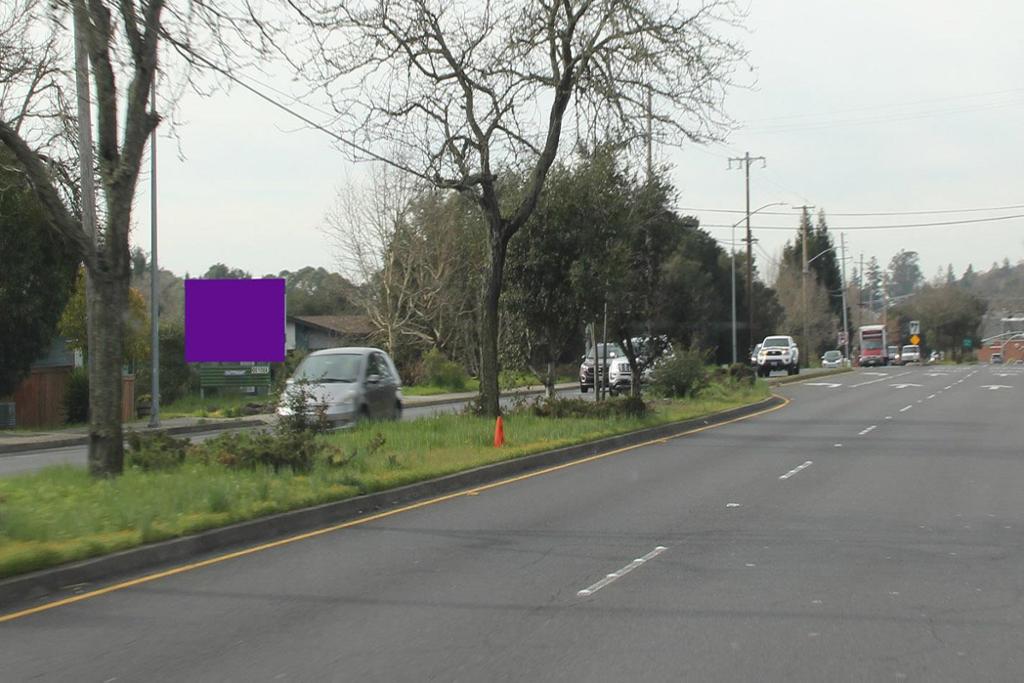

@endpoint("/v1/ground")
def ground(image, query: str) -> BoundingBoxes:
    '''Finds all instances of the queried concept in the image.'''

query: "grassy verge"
[0,381,768,579]
[159,392,270,419]
[403,372,575,397]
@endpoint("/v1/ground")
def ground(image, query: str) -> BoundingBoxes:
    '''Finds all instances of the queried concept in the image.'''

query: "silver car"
[278,347,403,426]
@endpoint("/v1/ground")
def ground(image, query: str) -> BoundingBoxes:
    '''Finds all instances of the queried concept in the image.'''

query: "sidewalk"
[0,382,580,455]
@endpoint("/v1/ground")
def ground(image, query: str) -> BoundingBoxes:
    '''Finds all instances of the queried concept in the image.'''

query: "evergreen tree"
[865,257,884,314]
[781,208,843,318]
[887,250,924,300]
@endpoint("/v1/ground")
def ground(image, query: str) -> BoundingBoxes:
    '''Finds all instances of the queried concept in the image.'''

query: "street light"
[731,202,787,364]
[802,244,834,369]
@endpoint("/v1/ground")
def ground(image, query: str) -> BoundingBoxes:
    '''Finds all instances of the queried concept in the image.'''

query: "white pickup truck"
[756,335,800,377]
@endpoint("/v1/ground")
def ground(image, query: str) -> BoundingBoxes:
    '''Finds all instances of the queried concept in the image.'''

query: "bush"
[420,348,468,390]
[134,323,198,404]
[190,430,316,473]
[125,431,189,471]
[63,368,89,423]
[712,363,756,386]
[531,395,648,419]
[275,378,330,437]
[649,348,710,398]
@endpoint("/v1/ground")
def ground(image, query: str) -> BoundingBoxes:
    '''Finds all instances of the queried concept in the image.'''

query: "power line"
[744,97,1024,134]
[699,213,1024,231]
[678,203,1024,217]
[741,88,1024,126]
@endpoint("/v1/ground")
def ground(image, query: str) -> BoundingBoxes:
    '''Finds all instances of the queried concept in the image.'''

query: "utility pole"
[728,152,766,355]
[840,233,850,362]
[796,205,815,367]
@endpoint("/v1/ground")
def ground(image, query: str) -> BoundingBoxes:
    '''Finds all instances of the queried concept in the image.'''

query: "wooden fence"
[8,369,136,428]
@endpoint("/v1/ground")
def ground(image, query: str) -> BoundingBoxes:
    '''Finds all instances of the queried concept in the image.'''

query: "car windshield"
[763,337,789,348]
[902,345,919,354]
[824,351,841,361]
[587,344,624,359]
[863,340,883,351]
[292,353,361,383]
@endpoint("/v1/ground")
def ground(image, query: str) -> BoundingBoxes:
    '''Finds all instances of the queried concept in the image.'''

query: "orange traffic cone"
[493,416,505,447]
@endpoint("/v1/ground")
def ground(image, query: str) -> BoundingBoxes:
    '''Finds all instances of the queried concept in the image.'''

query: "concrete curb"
[403,383,577,408]
[0,394,784,608]
[767,367,854,386]
[0,417,270,456]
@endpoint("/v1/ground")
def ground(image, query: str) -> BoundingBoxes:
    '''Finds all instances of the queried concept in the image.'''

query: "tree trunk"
[545,360,555,398]
[87,270,128,476]
[478,230,507,417]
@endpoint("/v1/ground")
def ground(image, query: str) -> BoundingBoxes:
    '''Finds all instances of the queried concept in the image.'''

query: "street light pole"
[730,202,786,364]
[840,233,850,362]
[148,79,160,427]
[730,222,736,364]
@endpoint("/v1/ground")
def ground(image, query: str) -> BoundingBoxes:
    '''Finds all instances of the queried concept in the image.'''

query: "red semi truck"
[858,324,888,367]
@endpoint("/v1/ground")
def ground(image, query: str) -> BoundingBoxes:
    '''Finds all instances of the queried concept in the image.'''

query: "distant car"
[756,335,800,377]
[991,352,1003,365]
[900,344,921,365]
[277,347,403,426]
[579,343,624,392]
[928,351,941,363]
[821,350,845,368]
[750,343,762,366]
[887,345,900,366]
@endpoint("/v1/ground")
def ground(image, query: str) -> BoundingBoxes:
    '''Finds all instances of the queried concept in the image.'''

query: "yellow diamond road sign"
[910,334,920,345]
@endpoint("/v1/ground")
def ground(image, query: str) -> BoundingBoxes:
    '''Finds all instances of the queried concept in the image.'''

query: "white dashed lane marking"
[780,461,814,480]
[858,426,877,436]
[577,546,668,598]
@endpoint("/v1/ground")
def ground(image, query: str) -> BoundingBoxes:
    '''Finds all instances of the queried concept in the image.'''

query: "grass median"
[0,380,769,580]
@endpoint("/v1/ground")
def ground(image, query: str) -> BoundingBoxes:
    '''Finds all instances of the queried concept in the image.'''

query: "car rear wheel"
[580,384,589,393]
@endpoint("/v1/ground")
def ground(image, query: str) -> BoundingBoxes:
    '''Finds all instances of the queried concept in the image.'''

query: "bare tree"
[326,165,422,355]
[775,263,837,359]
[292,0,746,415]
[325,164,484,364]
[0,0,280,475]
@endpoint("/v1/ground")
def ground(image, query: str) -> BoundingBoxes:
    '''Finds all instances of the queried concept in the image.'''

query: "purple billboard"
[185,279,286,362]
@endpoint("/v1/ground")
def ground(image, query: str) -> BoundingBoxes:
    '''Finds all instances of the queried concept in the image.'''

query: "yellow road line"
[1,394,789,624]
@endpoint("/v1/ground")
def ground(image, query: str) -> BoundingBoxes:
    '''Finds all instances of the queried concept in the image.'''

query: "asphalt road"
[6,365,1020,681]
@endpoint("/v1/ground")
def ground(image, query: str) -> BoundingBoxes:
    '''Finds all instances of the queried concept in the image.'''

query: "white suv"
[900,344,921,365]
[756,335,800,377]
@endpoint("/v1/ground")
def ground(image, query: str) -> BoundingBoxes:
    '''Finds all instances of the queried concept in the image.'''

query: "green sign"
[962,338,973,349]
[199,362,272,395]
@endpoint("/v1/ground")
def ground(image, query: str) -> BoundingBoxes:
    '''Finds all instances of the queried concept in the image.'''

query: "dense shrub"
[710,363,756,386]
[190,430,316,473]
[275,378,330,436]
[420,348,468,390]
[125,431,189,471]
[134,323,198,404]
[531,395,648,419]
[648,348,710,398]
[63,368,89,423]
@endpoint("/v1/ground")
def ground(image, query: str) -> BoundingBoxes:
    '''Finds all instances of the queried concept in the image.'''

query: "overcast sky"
[133,0,1024,282]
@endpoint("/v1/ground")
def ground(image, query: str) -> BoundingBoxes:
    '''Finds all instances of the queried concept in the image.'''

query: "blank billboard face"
[185,279,285,362]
